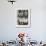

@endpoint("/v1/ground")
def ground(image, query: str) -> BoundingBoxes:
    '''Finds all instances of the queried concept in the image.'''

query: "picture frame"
[16,8,31,28]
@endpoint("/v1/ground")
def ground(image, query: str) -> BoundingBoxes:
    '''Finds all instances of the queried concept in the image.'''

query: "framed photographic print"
[16,8,31,28]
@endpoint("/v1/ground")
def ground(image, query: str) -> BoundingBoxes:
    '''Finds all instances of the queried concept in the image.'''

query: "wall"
[0,0,46,42]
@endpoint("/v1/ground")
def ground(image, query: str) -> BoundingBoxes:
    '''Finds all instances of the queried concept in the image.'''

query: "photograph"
[0,0,46,46]
[16,8,31,28]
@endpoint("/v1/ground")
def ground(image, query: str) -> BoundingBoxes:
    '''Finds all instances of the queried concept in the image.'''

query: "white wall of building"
[0,0,46,42]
